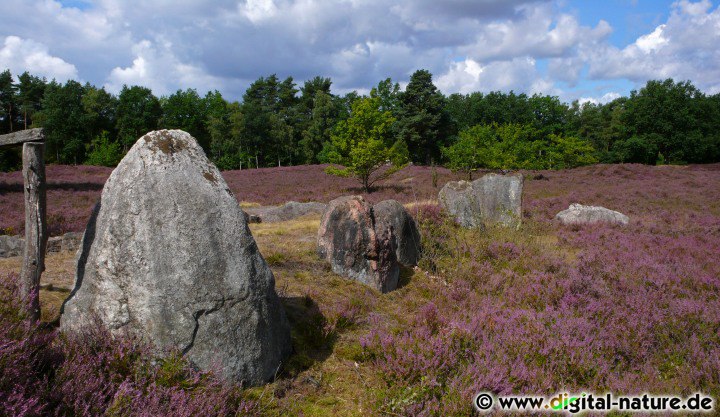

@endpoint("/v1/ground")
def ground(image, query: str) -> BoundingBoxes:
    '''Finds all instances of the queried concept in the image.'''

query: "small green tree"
[85,131,122,167]
[441,125,493,179]
[544,134,598,169]
[324,97,408,192]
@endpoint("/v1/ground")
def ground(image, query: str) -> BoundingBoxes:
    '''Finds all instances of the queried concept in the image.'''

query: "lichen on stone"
[144,130,188,155]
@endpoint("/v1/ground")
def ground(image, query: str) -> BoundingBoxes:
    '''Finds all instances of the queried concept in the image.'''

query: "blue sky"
[1,0,718,104]
[568,0,674,45]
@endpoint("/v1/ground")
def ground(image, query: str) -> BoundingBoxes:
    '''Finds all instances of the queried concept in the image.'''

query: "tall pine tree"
[396,69,453,164]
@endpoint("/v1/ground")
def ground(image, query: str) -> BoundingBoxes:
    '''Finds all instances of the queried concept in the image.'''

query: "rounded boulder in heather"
[317,196,399,293]
[60,130,291,385]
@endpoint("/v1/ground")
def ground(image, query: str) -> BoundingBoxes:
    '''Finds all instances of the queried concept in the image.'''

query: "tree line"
[1,68,719,173]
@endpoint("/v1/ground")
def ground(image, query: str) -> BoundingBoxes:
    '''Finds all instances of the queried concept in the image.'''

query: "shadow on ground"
[280,295,336,378]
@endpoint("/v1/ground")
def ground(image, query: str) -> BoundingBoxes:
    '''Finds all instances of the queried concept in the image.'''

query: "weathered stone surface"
[555,203,629,226]
[438,173,523,229]
[0,235,23,258]
[317,196,399,293]
[47,236,63,253]
[246,201,327,223]
[60,130,291,385]
[373,200,421,267]
[474,173,523,228]
[61,232,83,253]
[438,180,478,228]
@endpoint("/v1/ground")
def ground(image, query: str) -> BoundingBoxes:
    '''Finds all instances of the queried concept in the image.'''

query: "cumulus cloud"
[0,36,78,81]
[104,39,226,96]
[239,0,279,23]
[0,0,719,101]
[460,4,612,62]
[436,57,557,95]
[578,92,622,106]
[587,0,720,92]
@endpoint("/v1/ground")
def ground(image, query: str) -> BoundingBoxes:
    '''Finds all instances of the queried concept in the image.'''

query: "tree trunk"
[20,142,47,322]
[363,176,371,193]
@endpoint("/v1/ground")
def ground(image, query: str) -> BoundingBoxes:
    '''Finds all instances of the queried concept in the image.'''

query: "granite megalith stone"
[373,200,421,267]
[60,130,291,385]
[439,173,523,229]
[317,196,399,293]
[474,173,523,228]
[555,203,629,226]
[437,180,478,228]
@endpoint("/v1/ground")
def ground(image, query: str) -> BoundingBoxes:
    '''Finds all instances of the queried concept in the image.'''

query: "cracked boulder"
[373,200,421,267]
[317,196,399,293]
[60,130,291,385]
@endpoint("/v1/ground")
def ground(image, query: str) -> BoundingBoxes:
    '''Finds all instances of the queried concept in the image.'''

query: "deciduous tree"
[324,97,408,192]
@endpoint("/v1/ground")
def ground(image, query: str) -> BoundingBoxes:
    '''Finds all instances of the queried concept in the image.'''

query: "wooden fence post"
[20,142,47,322]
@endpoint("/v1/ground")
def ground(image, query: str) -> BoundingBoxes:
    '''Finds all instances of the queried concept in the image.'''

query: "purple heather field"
[1,162,720,416]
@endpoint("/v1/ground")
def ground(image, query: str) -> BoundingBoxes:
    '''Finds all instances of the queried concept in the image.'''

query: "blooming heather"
[0,273,260,417]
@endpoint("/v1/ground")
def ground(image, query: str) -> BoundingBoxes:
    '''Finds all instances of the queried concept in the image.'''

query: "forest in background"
[1,68,719,172]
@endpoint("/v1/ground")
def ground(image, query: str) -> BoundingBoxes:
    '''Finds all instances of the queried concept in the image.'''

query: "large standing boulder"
[438,180,479,228]
[373,200,421,267]
[60,130,291,385]
[317,196,399,293]
[555,203,629,226]
[439,173,523,229]
[474,173,523,228]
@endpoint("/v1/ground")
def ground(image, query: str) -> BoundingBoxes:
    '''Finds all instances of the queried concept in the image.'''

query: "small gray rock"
[60,130,291,385]
[61,232,83,253]
[247,201,327,223]
[555,203,629,226]
[373,200,421,267]
[0,235,23,258]
[317,196,399,293]
[47,236,63,253]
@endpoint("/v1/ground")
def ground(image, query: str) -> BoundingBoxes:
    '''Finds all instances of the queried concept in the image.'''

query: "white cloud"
[674,0,712,15]
[0,36,78,81]
[460,4,611,62]
[240,0,279,24]
[1,0,719,101]
[587,0,720,92]
[436,57,554,95]
[578,92,621,106]
[105,40,225,96]
[635,25,668,53]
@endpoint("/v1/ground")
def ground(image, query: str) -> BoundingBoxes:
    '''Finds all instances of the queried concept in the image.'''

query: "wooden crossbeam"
[0,128,44,147]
